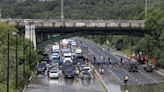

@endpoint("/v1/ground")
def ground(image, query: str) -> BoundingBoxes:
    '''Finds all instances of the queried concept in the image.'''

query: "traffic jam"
[36,39,93,81]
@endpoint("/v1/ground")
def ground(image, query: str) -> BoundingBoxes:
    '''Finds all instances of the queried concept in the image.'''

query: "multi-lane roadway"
[80,39,164,85]
[25,39,164,92]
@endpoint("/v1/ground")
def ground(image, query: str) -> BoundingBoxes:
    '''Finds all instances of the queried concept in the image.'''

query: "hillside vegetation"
[0,0,147,20]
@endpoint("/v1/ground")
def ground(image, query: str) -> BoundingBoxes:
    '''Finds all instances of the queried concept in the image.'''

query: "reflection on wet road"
[121,83,164,92]
[25,74,105,92]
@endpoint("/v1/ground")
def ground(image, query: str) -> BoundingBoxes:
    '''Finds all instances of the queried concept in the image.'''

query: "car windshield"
[83,72,89,75]
[53,58,59,62]
[50,70,57,73]
[65,56,71,58]
[52,52,59,56]
[67,70,73,73]
[83,68,89,71]
[38,63,46,68]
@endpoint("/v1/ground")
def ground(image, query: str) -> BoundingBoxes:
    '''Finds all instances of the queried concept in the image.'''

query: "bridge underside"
[36,27,147,36]
[35,27,148,49]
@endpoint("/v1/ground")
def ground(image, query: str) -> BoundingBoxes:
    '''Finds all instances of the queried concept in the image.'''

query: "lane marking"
[85,43,143,84]
[139,71,158,83]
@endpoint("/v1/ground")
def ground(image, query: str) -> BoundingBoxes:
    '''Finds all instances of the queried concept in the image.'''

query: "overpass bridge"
[0,19,145,49]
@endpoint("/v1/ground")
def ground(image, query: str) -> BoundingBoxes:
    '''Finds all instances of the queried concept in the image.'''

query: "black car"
[81,71,91,80]
[37,63,47,74]
[144,65,154,72]
[128,63,138,72]
[64,68,75,78]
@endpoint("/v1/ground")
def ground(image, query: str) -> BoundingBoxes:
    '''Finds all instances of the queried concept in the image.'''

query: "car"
[63,58,73,63]
[50,51,60,60]
[37,63,47,74]
[81,66,92,73]
[73,55,85,65]
[52,58,60,66]
[128,63,138,72]
[41,56,50,63]
[79,64,87,71]
[48,69,60,78]
[81,71,91,80]
[144,65,154,72]
[64,68,75,78]
[62,61,74,72]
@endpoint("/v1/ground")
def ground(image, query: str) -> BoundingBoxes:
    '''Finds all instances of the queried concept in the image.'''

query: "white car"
[49,69,60,78]
[82,66,92,73]
[63,58,73,63]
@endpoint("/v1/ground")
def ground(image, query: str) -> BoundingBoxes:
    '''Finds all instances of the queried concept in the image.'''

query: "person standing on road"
[97,61,100,66]
[94,55,96,62]
[124,75,128,85]
[108,57,111,64]
[120,57,123,65]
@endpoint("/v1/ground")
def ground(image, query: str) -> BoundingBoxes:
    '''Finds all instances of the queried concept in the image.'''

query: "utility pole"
[23,32,25,79]
[0,5,1,19]
[61,0,64,20]
[145,0,148,20]
[7,33,10,92]
[15,33,18,89]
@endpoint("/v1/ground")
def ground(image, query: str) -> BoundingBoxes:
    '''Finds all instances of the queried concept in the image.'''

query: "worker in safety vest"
[124,75,128,84]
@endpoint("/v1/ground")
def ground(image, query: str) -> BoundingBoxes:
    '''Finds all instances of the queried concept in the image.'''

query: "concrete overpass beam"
[120,23,130,27]
[43,22,53,27]
[95,23,106,27]
[107,22,119,27]
[75,22,85,27]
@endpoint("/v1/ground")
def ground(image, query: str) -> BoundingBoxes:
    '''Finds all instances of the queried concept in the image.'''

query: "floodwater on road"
[121,83,164,92]
[25,74,105,92]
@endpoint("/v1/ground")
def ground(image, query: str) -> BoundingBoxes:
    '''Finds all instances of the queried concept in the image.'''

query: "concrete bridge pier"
[25,24,36,50]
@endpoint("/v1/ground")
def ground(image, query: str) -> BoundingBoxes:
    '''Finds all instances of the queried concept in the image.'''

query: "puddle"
[121,83,164,92]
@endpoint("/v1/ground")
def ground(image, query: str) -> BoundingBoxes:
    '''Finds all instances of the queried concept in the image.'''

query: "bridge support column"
[25,24,36,50]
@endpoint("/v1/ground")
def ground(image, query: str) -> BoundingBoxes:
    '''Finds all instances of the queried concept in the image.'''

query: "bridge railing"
[0,19,145,28]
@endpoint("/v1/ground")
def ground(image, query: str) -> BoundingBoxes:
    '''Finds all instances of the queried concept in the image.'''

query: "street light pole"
[23,32,25,79]
[7,32,10,92]
[145,0,148,20]
[61,0,64,20]
[0,5,1,19]
[15,33,18,89]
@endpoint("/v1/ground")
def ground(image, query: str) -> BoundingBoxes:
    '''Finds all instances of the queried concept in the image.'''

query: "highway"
[25,72,105,92]
[79,39,164,86]
[24,39,164,92]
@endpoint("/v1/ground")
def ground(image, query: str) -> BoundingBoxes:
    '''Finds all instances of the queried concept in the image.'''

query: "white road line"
[103,65,122,83]
[120,68,142,84]
[139,71,158,83]
[87,45,143,84]
[110,50,159,83]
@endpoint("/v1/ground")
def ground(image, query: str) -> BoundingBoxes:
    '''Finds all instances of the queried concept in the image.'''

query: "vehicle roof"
[83,66,90,69]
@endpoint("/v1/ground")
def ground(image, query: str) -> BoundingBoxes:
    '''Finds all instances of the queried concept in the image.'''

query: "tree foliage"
[0,23,39,92]
[0,0,146,20]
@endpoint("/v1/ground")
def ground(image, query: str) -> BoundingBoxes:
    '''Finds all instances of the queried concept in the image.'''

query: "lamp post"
[23,32,25,79]
[15,33,18,89]
[7,32,10,92]
[145,0,148,20]
[61,0,64,20]
[11,32,18,89]
[0,5,1,19]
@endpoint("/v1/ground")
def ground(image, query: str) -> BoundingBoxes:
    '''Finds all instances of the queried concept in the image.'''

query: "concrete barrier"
[22,70,36,92]
[155,70,164,77]
[88,63,109,92]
